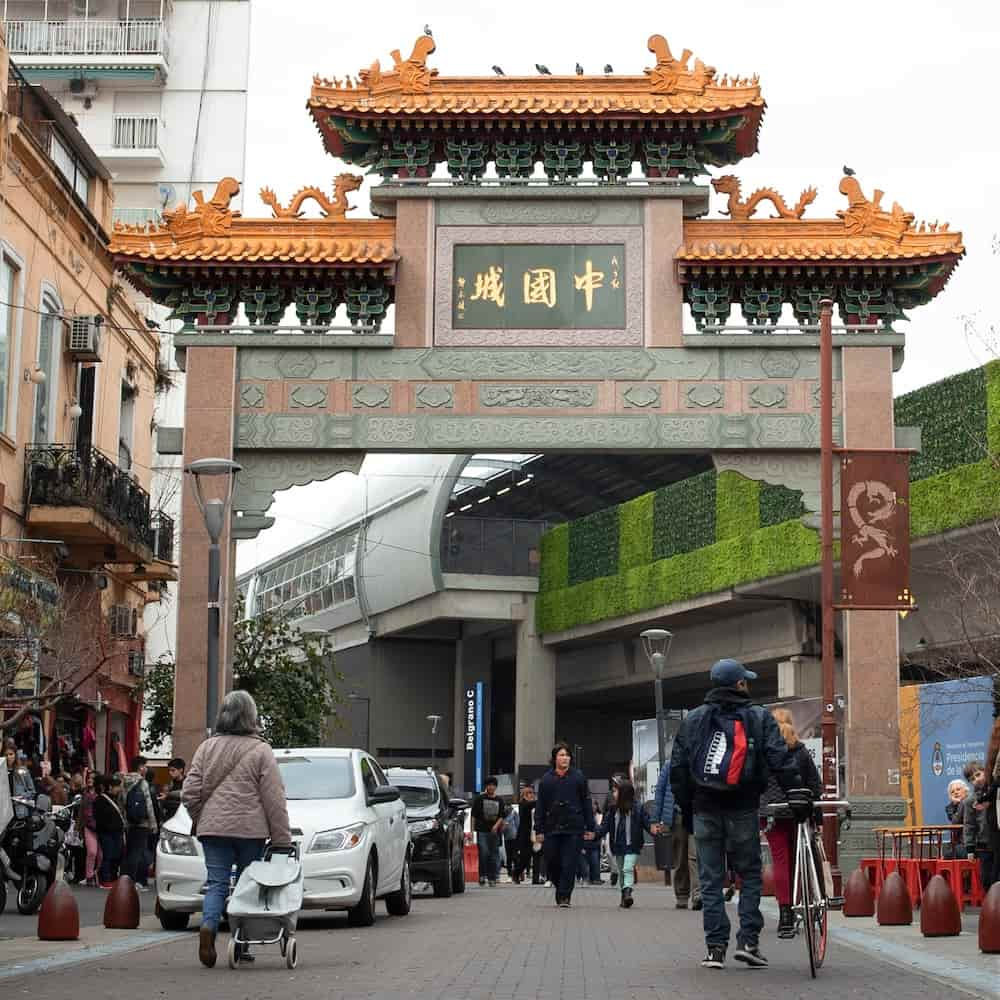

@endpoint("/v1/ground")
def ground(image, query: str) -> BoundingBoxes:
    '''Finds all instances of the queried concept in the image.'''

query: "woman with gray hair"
[182,690,291,968]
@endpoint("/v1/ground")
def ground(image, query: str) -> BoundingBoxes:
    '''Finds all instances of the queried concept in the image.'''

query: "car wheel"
[433,856,454,899]
[16,873,46,915]
[157,906,191,931]
[0,877,7,916]
[452,849,466,894]
[385,856,412,916]
[347,856,377,927]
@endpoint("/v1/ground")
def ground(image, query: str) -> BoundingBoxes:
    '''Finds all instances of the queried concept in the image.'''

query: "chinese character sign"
[453,244,626,329]
[839,450,911,609]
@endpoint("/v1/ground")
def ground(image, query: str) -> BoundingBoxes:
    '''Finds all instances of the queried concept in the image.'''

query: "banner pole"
[819,298,841,893]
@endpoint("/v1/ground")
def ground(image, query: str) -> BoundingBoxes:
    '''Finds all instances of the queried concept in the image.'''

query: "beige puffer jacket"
[182,734,291,844]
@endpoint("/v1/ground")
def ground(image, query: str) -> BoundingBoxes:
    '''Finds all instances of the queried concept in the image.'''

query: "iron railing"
[150,510,175,563]
[5,19,169,59]
[440,517,551,577]
[24,444,171,558]
[112,114,161,150]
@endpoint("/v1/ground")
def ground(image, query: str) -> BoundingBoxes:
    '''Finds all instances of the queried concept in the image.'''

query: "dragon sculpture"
[259,173,364,219]
[712,175,817,220]
[161,177,241,237]
[845,479,899,577]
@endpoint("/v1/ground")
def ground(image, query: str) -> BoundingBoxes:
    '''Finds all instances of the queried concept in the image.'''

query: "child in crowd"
[593,779,653,908]
[963,761,994,890]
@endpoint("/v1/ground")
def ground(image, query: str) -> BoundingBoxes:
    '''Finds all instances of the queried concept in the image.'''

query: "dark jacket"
[964,789,992,853]
[595,803,653,855]
[671,687,799,816]
[94,792,125,836]
[653,763,676,826]
[470,792,506,834]
[535,767,595,836]
[760,742,822,810]
[514,800,536,847]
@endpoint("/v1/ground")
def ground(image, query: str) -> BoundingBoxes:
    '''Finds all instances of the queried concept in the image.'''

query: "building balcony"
[112,206,161,228]
[24,444,176,578]
[440,517,551,578]
[95,114,165,167]
[5,19,170,80]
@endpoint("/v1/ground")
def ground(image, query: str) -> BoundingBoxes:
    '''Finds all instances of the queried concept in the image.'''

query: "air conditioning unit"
[67,316,103,362]
[127,651,145,677]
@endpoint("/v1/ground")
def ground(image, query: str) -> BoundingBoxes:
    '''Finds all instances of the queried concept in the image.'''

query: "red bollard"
[920,874,961,937]
[761,864,775,898]
[103,875,140,929]
[979,882,1000,954]
[463,842,479,884]
[38,881,80,941]
[877,870,913,926]
[843,867,876,917]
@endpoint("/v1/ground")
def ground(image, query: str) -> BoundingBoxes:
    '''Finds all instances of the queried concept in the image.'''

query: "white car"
[155,747,411,930]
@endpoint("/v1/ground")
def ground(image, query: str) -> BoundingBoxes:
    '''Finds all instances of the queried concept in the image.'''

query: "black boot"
[622,887,634,908]
[777,904,796,938]
[610,871,618,887]
[619,889,627,908]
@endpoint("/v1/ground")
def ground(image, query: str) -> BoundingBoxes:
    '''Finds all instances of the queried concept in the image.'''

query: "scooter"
[2,794,68,914]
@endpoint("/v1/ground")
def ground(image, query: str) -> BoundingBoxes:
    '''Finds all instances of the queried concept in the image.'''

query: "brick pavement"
[2,883,996,999]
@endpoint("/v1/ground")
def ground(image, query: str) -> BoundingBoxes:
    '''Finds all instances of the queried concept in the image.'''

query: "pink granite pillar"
[172,346,237,763]
[841,346,900,797]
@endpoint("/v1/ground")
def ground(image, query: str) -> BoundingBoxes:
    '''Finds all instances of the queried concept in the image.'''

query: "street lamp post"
[427,713,442,770]
[185,457,241,736]
[640,628,674,772]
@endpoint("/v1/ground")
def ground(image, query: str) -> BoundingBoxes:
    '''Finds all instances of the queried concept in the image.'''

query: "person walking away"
[159,758,186,822]
[183,690,292,969]
[654,757,702,910]
[94,774,125,887]
[535,742,595,908]
[760,708,822,938]
[80,769,101,886]
[470,776,506,886]
[501,797,519,881]
[595,779,653,908]
[964,758,994,890]
[671,658,798,970]
[512,785,542,884]
[121,756,157,891]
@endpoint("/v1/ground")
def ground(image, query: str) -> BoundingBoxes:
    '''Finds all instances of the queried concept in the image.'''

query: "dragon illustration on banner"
[845,479,899,577]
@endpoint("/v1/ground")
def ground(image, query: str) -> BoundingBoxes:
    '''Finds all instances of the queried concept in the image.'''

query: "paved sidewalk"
[1,884,995,998]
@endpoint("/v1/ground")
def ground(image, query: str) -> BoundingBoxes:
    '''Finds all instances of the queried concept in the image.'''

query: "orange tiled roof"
[678,175,964,266]
[309,34,763,119]
[109,177,396,267]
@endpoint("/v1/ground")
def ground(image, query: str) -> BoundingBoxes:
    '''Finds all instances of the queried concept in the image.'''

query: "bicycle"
[763,790,851,978]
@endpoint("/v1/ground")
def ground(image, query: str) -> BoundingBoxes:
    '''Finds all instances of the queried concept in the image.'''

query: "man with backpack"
[670,658,799,971]
[122,755,158,891]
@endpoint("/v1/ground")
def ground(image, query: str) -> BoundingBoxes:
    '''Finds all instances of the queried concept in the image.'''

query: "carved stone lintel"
[232,452,365,526]
[712,452,841,514]
[479,384,597,409]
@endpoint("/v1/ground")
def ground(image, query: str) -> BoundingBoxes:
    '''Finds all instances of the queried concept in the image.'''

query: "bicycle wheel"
[809,833,829,970]
[798,832,818,978]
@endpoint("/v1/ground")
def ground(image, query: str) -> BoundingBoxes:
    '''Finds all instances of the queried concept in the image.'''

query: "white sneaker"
[136,884,151,893]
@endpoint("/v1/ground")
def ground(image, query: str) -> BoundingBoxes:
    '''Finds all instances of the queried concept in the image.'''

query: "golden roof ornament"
[157,178,241,238]
[837,175,915,242]
[712,175,817,220]
[645,34,715,94]
[259,174,363,219]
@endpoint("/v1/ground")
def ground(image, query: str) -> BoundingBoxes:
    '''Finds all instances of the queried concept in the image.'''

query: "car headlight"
[309,823,365,853]
[159,830,198,856]
[408,818,440,835]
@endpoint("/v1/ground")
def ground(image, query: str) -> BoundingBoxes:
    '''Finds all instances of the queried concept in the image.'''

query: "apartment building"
[2,0,251,724]
[0,25,173,769]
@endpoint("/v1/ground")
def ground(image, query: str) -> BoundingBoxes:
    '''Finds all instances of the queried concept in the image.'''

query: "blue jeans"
[694,810,763,951]
[98,831,122,883]
[476,832,500,882]
[199,836,265,932]
[544,832,581,899]
[577,843,601,881]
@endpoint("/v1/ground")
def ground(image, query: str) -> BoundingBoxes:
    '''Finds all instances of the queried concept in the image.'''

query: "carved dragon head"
[712,174,740,197]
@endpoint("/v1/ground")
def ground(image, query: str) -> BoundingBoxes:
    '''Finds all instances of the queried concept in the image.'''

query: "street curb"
[0,930,188,982]
[761,901,1000,998]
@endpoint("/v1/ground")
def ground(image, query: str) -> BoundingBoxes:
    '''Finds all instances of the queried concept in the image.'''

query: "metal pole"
[819,298,841,891]
[206,540,220,736]
[653,653,667,771]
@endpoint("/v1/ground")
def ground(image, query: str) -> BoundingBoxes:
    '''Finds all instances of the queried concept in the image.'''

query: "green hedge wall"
[536,361,1000,634]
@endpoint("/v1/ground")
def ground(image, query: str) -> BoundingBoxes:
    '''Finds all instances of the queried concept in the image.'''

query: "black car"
[387,768,466,898]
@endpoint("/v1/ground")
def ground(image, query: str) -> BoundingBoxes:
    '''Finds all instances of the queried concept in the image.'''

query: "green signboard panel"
[453,244,626,329]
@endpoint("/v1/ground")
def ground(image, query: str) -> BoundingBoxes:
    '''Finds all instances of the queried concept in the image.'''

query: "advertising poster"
[631,714,683,804]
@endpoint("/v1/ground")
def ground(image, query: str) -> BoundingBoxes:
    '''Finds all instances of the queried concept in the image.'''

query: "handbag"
[189,746,245,838]
[812,830,835,899]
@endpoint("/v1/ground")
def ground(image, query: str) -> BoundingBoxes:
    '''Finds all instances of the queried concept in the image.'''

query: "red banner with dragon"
[839,451,911,609]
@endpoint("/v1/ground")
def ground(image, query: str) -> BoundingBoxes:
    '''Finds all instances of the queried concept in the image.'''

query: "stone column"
[514,595,556,775]
[839,345,907,869]
[171,346,238,763]
[392,199,434,347]
[644,199,684,347]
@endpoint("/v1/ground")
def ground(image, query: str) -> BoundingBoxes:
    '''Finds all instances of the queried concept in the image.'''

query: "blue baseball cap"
[710,658,758,686]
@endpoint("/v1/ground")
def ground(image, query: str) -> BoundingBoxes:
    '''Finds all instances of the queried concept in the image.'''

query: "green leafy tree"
[140,658,175,753]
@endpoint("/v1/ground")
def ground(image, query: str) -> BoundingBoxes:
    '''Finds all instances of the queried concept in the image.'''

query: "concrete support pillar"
[644,199,685,347]
[514,595,556,775]
[172,346,238,764]
[841,346,901,800]
[392,199,433,347]
[777,655,844,700]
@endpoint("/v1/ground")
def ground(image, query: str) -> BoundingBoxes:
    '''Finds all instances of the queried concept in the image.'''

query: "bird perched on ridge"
[536,64,551,75]
[843,164,856,177]
[423,24,433,37]
[604,63,614,74]
[575,63,584,75]
[492,65,504,75]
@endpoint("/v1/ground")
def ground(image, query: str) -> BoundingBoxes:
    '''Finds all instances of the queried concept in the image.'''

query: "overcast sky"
[236,0,1000,572]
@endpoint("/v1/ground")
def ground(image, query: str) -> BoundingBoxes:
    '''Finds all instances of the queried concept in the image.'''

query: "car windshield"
[397,783,438,809]
[276,756,355,800]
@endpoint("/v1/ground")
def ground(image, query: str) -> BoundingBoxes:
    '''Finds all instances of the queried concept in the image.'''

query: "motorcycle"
[2,793,70,914]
